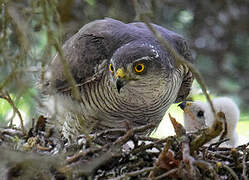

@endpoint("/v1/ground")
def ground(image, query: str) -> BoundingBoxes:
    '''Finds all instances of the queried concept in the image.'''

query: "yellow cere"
[135,63,145,73]
[115,68,126,78]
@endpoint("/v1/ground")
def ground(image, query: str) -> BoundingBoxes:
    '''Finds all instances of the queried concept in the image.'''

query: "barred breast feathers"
[53,66,184,136]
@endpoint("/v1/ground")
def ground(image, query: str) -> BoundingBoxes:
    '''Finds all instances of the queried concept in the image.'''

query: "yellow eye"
[109,64,114,73]
[134,63,145,73]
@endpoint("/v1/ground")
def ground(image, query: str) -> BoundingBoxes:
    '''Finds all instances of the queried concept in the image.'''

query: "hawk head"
[108,41,173,98]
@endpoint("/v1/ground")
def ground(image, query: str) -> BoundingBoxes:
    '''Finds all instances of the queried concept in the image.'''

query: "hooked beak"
[178,101,191,110]
[115,68,126,93]
[178,101,186,110]
[116,78,124,93]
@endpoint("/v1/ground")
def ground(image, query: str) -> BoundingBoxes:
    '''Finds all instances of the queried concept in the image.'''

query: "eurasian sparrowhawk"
[43,18,194,139]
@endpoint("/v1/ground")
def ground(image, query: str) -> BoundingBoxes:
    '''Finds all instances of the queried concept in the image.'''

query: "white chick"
[178,97,239,147]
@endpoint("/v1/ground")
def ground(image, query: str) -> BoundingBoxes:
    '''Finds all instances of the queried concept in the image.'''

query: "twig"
[207,146,232,152]
[193,160,219,180]
[221,163,239,180]
[133,123,157,133]
[95,128,126,138]
[208,138,229,149]
[208,151,233,161]
[149,136,177,178]
[190,112,224,154]
[41,0,81,101]
[231,148,240,168]
[53,43,81,101]
[68,124,157,165]
[0,68,17,92]
[66,147,99,164]
[113,128,134,146]
[7,3,29,52]
[112,167,155,180]
[154,168,178,180]
[131,138,167,154]
[242,150,248,180]
[37,144,52,151]
[95,123,156,139]
[69,129,134,177]
[168,113,186,137]
[0,128,24,138]
[0,91,26,134]
[8,108,16,127]
[182,136,195,176]
[237,142,249,151]
[136,136,160,141]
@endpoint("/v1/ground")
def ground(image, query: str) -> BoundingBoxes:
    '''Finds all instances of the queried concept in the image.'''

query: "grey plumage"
[42,18,194,139]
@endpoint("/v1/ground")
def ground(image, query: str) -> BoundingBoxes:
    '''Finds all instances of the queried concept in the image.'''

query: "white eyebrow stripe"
[134,56,151,62]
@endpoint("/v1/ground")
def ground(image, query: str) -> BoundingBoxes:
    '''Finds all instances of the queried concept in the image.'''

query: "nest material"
[0,114,248,180]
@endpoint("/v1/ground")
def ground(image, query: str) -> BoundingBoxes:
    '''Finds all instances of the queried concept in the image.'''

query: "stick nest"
[0,114,248,180]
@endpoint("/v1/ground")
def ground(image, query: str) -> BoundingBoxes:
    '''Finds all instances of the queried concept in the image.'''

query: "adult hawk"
[43,18,194,139]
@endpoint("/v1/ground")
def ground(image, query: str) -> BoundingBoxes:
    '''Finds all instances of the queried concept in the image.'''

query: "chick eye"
[134,63,145,73]
[109,64,114,73]
[197,110,204,117]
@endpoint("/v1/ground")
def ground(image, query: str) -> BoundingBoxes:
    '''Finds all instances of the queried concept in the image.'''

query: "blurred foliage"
[0,0,249,125]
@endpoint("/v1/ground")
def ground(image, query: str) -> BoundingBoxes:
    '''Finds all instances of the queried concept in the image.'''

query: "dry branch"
[190,112,225,154]
[0,113,248,179]
[40,0,81,101]
[0,91,26,134]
